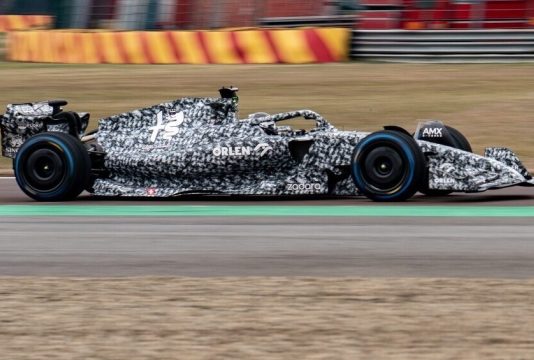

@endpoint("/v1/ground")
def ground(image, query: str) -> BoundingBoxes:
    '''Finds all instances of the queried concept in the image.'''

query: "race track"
[1,177,534,278]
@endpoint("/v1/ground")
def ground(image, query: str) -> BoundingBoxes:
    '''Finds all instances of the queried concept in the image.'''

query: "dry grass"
[0,277,533,359]
[1,62,534,168]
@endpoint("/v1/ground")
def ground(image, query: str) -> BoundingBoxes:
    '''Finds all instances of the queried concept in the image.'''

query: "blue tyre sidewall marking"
[15,134,76,198]
[352,133,416,200]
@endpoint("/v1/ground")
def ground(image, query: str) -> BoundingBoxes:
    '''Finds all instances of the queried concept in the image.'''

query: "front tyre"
[14,132,91,201]
[351,130,425,201]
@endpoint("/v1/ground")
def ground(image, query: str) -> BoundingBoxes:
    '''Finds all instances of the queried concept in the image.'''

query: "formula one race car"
[1,87,533,202]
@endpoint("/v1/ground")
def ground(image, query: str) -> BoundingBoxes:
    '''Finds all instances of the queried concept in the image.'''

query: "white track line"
[0,177,15,180]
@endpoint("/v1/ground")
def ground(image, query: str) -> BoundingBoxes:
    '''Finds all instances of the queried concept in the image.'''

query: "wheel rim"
[22,147,66,193]
[359,142,409,194]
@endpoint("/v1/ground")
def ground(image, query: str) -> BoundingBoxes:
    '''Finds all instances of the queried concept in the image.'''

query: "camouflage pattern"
[93,98,365,197]
[1,102,89,158]
[2,96,533,199]
[0,102,52,158]
[484,147,531,180]
[422,142,534,192]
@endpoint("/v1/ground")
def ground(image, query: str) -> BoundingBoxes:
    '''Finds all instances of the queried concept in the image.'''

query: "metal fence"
[351,29,534,62]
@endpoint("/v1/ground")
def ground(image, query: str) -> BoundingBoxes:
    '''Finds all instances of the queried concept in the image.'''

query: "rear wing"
[1,100,88,158]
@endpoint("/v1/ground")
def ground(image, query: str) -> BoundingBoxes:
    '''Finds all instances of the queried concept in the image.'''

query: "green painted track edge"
[1,205,534,217]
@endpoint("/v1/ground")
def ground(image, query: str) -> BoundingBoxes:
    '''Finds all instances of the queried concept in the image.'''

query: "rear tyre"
[14,132,91,201]
[351,130,425,201]
[420,125,472,196]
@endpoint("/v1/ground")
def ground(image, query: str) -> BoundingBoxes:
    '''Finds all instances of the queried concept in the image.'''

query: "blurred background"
[1,0,534,30]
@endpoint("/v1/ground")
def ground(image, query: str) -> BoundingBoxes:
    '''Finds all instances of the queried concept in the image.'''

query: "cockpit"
[218,86,333,136]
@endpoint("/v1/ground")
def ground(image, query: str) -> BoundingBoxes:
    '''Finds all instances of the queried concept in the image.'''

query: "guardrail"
[259,15,356,28]
[351,29,534,62]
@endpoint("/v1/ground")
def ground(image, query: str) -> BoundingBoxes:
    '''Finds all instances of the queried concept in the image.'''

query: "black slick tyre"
[14,132,91,201]
[351,130,425,201]
[447,125,472,153]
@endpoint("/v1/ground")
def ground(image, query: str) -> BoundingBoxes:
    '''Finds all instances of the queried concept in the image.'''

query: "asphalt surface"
[1,177,534,278]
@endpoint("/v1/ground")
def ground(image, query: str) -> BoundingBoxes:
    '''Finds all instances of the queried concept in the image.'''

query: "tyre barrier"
[0,15,52,32]
[7,28,350,64]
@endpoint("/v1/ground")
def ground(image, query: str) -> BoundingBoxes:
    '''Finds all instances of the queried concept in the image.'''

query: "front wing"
[421,140,534,192]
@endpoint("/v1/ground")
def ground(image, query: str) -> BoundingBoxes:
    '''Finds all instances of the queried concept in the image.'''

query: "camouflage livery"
[1,102,53,158]
[421,142,532,192]
[93,98,366,197]
[1,95,533,199]
[1,101,89,158]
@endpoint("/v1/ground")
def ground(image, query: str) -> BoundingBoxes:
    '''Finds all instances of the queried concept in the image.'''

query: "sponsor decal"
[254,143,273,157]
[18,122,44,131]
[286,183,322,191]
[433,178,456,186]
[212,143,273,157]
[422,127,443,138]
[149,111,185,142]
